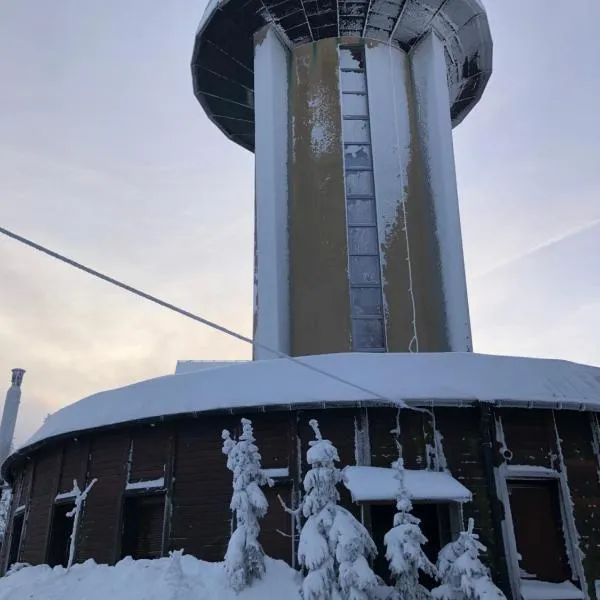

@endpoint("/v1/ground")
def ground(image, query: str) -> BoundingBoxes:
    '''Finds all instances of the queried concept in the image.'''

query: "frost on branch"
[298,419,381,600]
[384,458,437,600]
[66,478,97,570]
[222,418,273,592]
[432,518,505,600]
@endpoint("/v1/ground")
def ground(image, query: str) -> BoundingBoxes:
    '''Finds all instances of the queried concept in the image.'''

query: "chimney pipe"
[0,369,25,470]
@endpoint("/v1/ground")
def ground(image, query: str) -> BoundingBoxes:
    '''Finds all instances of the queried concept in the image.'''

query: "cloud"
[471,219,600,281]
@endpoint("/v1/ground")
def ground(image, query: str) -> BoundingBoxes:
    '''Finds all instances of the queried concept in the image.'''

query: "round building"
[3,2,600,600]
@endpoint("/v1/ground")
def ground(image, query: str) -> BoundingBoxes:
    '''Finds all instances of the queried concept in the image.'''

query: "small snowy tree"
[0,484,12,542]
[66,478,97,570]
[222,418,273,592]
[432,518,506,600]
[384,458,437,600]
[298,419,381,600]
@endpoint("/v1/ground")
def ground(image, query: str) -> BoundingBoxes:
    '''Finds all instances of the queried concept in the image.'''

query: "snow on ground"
[520,579,584,600]
[0,554,302,600]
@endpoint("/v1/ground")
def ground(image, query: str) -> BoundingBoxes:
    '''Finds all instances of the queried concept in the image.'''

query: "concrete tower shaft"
[253,33,473,358]
[192,0,492,358]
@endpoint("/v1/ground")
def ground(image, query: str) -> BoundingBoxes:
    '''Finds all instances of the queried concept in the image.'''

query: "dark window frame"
[7,508,26,569]
[46,499,75,568]
[119,490,167,561]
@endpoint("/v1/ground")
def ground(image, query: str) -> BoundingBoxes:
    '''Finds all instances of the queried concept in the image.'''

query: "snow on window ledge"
[125,477,165,491]
[263,468,289,479]
[520,579,584,600]
[55,491,77,502]
[343,466,472,502]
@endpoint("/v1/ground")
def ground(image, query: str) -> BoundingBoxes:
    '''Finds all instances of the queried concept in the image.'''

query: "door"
[508,480,571,582]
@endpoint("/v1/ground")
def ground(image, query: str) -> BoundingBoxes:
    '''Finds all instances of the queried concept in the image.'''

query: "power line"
[0,224,405,407]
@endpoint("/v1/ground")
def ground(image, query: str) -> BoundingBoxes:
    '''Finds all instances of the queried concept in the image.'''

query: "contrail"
[472,217,600,281]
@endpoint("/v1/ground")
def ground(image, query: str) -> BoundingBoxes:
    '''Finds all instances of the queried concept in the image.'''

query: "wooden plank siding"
[76,432,130,565]
[5,403,600,598]
[555,411,600,598]
[498,409,556,468]
[19,448,61,565]
[169,418,235,560]
[435,408,501,574]
[58,439,90,494]
[129,426,170,483]
[369,407,429,469]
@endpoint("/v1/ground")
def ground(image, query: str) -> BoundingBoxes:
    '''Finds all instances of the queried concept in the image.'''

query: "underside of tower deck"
[192,0,492,150]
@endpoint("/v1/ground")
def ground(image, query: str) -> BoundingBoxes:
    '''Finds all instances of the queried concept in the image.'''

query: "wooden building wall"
[3,404,600,599]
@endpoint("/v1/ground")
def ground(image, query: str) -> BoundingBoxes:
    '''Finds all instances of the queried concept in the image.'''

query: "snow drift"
[0,554,302,600]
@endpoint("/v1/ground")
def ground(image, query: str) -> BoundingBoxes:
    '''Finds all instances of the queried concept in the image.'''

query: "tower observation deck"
[191,0,493,359]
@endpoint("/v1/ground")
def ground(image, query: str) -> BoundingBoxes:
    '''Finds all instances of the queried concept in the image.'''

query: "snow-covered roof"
[343,466,472,503]
[11,352,600,462]
[174,360,247,375]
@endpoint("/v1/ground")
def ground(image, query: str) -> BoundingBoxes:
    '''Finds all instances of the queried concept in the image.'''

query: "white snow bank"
[15,352,600,457]
[343,466,472,502]
[0,555,301,600]
[520,579,584,600]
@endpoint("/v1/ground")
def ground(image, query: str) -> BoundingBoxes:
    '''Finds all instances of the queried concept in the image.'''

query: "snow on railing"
[262,468,289,479]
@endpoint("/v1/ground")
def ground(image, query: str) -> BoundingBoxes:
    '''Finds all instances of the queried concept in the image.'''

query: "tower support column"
[411,32,473,352]
[253,27,291,360]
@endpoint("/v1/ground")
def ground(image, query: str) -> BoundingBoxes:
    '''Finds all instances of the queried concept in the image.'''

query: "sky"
[0,1,598,445]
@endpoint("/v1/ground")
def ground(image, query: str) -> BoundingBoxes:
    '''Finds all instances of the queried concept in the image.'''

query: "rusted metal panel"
[129,426,170,482]
[19,448,61,565]
[170,418,235,561]
[77,432,130,565]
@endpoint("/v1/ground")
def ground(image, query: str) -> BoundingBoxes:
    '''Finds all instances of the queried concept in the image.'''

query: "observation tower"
[192,0,492,359]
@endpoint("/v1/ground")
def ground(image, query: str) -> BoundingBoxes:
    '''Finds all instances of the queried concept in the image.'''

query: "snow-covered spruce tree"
[432,518,505,600]
[384,457,437,600]
[298,419,381,600]
[222,418,273,592]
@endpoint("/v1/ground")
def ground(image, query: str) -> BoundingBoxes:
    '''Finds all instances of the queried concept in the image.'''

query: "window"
[47,503,73,567]
[120,495,165,560]
[7,511,24,568]
[260,483,293,563]
[508,480,571,583]
[340,45,386,352]
[370,503,452,586]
